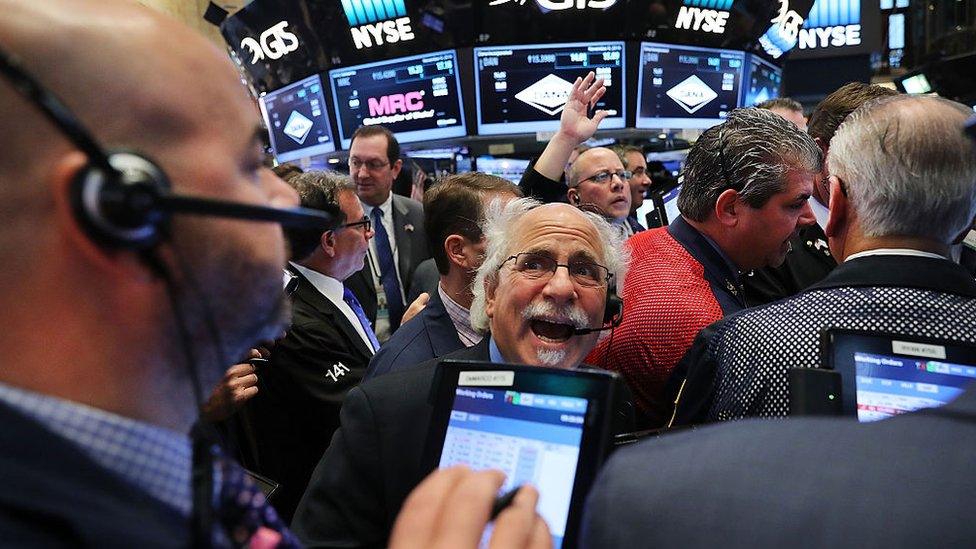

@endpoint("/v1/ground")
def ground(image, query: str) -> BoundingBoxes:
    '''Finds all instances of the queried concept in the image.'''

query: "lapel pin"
[404,223,415,233]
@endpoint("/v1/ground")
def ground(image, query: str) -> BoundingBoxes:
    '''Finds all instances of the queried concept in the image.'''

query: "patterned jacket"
[673,254,976,424]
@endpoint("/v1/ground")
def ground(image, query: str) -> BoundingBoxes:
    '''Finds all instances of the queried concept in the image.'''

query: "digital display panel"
[636,42,744,129]
[473,41,626,135]
[853,352,976,422]
[328,50,466,148]
[476,156,530,184]
[741,54,782,107]
[438,387,588,549]
[259,73,336,162]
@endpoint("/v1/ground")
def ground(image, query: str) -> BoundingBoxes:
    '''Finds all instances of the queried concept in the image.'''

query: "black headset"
[0,47,338,251]
[0,44,339,546]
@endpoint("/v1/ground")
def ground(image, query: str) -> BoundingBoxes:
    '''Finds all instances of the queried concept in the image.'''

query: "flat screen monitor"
[823,329,976,423]
[636,42,744,129]
[476,156,530,184]
[259,73,336,163]
[741,54,782,107]
[473,41,626,135]
[328,50,467,148]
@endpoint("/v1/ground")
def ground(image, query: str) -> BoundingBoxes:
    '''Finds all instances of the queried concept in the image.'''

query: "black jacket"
[247,267,374,522]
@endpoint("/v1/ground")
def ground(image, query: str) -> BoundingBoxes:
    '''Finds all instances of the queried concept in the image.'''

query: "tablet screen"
[437,387,589,548]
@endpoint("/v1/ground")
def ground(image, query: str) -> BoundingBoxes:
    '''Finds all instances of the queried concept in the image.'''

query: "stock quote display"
[329,49,466,147]
[474,42,625,135]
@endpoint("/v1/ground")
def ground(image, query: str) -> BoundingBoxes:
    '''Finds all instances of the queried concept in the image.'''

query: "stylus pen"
[490,486,522,521]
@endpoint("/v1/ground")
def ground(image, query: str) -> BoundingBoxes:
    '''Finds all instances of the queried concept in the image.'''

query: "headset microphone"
[572,292,623,336]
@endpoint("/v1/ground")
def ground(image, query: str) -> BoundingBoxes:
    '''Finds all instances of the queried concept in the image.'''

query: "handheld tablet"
[822,329,976,422]
[423,360,625,549]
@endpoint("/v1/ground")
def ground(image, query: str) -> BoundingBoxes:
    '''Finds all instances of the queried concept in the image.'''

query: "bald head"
[0,0,296,431]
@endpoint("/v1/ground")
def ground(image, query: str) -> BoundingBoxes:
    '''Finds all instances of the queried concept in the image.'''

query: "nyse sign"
[674,6,729,34]
[342,0,416,49]
[798,24,861,48]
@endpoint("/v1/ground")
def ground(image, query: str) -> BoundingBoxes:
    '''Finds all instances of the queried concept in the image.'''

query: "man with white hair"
[672,94,976,424]
[292,198,628,548]
[583,95,976,548]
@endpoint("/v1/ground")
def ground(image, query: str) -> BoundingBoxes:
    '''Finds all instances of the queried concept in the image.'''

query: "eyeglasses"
[502,252,612,288]
[579,170,632,185]
[349,157,390,171]
[338,216,371,233]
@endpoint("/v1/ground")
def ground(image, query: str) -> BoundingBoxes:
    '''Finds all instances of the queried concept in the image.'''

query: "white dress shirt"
[290,262,377,353]
[845,248,947,262]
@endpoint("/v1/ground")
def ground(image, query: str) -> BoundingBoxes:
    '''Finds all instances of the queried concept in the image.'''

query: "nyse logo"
[798,25,861,48]
[673,0,732,34]
[239,21,299,64]
[488,0,618,8]
[342,0,416,49]
[368,91,425,117]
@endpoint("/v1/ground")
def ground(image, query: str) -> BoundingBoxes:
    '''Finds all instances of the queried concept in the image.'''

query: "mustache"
[521,301,589,329]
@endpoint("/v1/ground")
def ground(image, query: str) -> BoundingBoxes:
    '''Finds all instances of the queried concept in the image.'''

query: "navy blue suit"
[0,401,186,546]
[583,387,976,548]
[365,290,464,380]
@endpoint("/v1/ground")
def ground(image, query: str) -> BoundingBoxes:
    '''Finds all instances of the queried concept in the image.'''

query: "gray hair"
[828,95,976,243]
[678,108,823,222]
[470,197,630,333]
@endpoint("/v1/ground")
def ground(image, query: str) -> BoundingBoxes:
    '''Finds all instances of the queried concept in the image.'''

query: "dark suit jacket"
[518,162,568,204]
[742,223,837,306]
[291,340,491,548]
[247,267,374,522]
[584,387,976,548]
[406,258,439,303]
[364,290,464,381]
[346,194,429,330]
[0,401,186,546]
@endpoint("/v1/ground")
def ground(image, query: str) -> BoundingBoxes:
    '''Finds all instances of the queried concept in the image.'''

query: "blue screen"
[854,352,976,422]
[259,73,336,162]
[328,50,467,148]
[740,54,782,107]
[439,387,588,549]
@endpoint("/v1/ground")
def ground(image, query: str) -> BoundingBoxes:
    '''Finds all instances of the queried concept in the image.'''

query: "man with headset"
[293,197,630,547]
[0,1,550,546]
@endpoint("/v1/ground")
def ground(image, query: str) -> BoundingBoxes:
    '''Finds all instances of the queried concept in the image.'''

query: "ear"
[51,152,154,283]
[824,176,848,260]
[444,234,469,269]
[320,231,337,258]
[484,276,499,320]
[713,188,740,228]
[567,189,580,205]
[390,158,403,180]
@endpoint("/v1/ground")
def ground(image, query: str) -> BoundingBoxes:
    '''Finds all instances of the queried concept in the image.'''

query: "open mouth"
[530,319,575,343]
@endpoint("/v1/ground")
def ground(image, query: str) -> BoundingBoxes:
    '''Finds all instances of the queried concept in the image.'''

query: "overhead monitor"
[328,50,467,148]
[898,73,933,95]
[259,73,336,163]
[741,54,782,107]
[475,156,530,184]
[636,42,744,129]
[473,41,626,135]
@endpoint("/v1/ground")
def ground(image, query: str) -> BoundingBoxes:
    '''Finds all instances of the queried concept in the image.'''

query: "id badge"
[374,284,392,342]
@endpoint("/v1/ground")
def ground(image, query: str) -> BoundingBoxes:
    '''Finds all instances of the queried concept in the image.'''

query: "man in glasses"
[567,147,635,236]
[587,108,821,426]
[293,198,629,547]
[345,125,430,342]
[246,170,379,522]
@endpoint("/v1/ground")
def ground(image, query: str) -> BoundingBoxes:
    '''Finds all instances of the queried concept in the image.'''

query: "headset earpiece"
[70,151,171,250]
[604,291,622,326]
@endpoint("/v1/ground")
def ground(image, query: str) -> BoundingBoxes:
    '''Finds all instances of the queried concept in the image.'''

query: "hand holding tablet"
[389,466,551,549]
